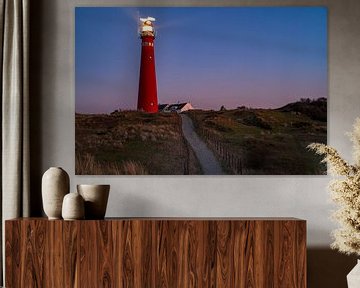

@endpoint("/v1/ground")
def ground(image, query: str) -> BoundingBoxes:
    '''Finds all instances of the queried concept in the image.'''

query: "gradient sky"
[75,7,327,113]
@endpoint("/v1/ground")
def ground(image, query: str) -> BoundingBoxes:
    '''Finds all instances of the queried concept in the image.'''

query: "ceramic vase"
[347,260,360,288]
[77,184,110,219]
[42,167,70,219]
[62,192,85,220]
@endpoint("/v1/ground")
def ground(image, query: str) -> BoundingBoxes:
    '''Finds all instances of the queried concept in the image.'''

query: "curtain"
[0,0,30,284]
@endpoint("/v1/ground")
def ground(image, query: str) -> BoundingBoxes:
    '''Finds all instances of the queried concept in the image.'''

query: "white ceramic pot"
[42,167,70,219]
[62,192,85,220]
[347,259,360,288]
[77,184,110,219]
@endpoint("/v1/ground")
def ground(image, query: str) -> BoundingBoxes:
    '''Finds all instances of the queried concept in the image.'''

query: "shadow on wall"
[308,248,357,288]
[29,0,47,216]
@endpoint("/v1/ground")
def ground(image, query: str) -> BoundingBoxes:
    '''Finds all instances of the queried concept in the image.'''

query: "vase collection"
[41,167,109,220]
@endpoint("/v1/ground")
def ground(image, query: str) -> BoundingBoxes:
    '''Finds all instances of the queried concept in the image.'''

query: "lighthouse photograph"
[75,7,327,175]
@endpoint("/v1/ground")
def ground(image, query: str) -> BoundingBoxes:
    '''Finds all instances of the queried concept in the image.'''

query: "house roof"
[167,103,188,110]
[158,102,192,111]
[158,104,168,110]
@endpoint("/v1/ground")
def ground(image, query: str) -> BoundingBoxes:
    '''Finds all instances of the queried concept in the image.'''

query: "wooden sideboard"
[5,218,306,287]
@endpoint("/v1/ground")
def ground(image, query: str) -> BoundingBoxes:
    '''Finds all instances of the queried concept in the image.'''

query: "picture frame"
[75,5,328,175]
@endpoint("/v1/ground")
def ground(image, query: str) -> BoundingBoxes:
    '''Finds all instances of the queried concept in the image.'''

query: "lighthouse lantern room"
[137,17,158,113]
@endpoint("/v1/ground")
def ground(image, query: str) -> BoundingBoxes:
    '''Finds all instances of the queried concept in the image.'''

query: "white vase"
[42,167,70,219]
[77,184,110,219]
[62,192,85,220]
[347,260,360,288]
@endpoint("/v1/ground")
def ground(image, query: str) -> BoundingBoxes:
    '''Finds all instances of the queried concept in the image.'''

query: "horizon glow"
[75,7,327,113]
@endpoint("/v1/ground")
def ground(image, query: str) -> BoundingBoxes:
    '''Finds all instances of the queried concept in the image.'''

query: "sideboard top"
[6,217,305,222]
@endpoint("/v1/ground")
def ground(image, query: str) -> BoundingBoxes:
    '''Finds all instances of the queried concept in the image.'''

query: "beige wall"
[29,1,360,286]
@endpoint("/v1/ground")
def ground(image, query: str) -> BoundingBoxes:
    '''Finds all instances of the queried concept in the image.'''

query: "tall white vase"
[42,167,70,219]
[347,260,360,288]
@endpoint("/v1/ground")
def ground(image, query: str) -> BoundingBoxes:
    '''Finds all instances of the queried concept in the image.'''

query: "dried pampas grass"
[308,118,360,256]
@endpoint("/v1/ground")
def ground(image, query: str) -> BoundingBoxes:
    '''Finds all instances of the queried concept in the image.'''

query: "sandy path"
[180,114,223,175]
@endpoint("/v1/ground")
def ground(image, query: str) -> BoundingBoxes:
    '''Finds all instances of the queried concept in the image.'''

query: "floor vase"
[347,260,360,288]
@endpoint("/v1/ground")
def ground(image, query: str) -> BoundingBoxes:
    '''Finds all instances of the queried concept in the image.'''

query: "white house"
[158,102,194,113]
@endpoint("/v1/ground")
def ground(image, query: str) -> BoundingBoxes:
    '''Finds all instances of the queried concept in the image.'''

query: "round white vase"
[62,192,85,220]
[77,184,110,219]
[42,167,70,219]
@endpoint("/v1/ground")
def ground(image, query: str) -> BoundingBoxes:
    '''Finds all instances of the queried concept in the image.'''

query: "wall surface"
[29,0,360,286]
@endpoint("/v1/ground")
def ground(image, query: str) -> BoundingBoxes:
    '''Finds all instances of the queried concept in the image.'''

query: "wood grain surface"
[5,218,306,287]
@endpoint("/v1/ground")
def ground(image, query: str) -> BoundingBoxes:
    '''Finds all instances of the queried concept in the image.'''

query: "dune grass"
[187,107,327,175]
[75,154,148,175]
[75,111,201,175]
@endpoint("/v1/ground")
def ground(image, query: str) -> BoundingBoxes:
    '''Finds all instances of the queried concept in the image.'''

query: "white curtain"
[0,0,30,284]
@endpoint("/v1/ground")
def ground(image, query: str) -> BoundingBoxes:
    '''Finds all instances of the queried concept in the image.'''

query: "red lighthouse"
[137,17,158,113]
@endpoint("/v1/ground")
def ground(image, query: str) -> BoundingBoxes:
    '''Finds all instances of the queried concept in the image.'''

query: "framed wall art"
[75,6,327,175]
